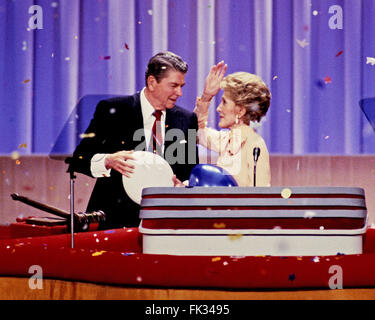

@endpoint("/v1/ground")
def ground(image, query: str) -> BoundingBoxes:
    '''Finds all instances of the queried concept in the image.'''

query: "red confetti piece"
[22,185,34,191]
[324,75,332,84]
[336,50,343,57]
[124,43,130,50]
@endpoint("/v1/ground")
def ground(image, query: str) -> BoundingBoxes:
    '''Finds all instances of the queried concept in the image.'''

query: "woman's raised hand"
[202,61,228,102]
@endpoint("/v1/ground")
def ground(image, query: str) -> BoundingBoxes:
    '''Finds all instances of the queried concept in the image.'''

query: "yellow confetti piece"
[92,250,106,257]
[11,151,20,160]
[273,75,278,80]
[79,132,96,139]
[211,257,221,262]
[281,188,292,199]
[22,79,31,84]
[18,143,27,149]
[78,156,83,159]
[228,234,243,240]
[15,160,21,165]
[213,223,226,229]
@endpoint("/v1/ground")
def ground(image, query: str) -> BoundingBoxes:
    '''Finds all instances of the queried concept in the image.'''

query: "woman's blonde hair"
[221,72,271,123]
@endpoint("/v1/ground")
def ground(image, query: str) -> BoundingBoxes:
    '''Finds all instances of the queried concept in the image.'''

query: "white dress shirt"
[90,88,166,178]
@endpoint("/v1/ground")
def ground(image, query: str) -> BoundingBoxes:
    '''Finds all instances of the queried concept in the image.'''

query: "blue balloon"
[188,164,238,187]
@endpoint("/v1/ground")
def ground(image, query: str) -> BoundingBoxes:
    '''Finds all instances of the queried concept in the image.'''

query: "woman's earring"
[235,115,239,124]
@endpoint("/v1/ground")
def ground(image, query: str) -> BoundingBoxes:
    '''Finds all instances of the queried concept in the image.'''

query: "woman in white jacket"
[194,61,271,187]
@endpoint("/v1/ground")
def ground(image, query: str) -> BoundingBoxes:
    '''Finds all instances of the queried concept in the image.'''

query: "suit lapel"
[165,108,181,153]
[129,93,147,151]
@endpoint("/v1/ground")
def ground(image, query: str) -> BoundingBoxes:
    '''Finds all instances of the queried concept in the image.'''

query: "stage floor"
[2,277,375,300]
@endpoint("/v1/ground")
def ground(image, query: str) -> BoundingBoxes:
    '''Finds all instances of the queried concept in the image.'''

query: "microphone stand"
[66,157,76,249]
[253,147,260,187]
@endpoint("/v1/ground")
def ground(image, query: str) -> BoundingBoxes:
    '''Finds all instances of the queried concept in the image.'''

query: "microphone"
[253,147,260,187]
[253,147,260,163]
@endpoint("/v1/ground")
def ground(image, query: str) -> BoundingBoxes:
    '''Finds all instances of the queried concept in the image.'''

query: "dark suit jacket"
[69,93,199,229]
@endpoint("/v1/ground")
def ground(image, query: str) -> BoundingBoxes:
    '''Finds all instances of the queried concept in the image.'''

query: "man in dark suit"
[69,52,199,229]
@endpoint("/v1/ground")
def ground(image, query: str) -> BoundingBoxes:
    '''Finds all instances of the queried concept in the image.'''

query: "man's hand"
[201,61,228,102]
[104,151,135,177]
[172,175,185,187]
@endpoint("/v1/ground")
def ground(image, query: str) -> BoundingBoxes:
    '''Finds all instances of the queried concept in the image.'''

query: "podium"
[140,186,367,256]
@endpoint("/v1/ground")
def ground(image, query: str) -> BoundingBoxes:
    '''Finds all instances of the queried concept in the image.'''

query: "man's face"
[147,70,186,110]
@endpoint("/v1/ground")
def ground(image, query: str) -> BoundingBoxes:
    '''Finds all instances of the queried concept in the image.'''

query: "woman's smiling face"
[216,91,243,129]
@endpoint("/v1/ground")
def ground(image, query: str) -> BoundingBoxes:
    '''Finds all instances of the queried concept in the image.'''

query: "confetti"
[79,132,96,139]
[281,188,292,199]
[366,57,375,66]
[51,2,58,8]
[228,234,243,240]
[121,252,135,256]
[273,75,278,80]
[22,79,31,84]
[211,257,221,262]
[312,256,320,263]
[147,10,153,15]
[324,75,332,84]
[296,39,309,48]
[336,50,343,57]
[324,135,330,140]
[18,143,27,149]
[65,57,71,61]
[136,276,143,282]
[312,10,319,16]
[213,222,226,229]
[288,274,296,281]
[304,211,316,219]
[124,43,130,50]
[15,160,21,165]
[92,250,106,257]
[11,151,20,160]
[316,79,326,88]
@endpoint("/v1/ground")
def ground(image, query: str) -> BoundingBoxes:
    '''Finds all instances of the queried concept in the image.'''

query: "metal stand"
[69,170,76,249]
[253,147,260,187]
[253,163,257,187]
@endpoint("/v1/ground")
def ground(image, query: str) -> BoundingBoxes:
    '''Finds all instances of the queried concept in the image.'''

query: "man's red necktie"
[151,110,163,156]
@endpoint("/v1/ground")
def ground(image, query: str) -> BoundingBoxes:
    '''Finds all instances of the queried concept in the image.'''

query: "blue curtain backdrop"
[1,0,375,155]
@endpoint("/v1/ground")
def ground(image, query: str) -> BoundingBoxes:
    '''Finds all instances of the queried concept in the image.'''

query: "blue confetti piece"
[104,230,115,234]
